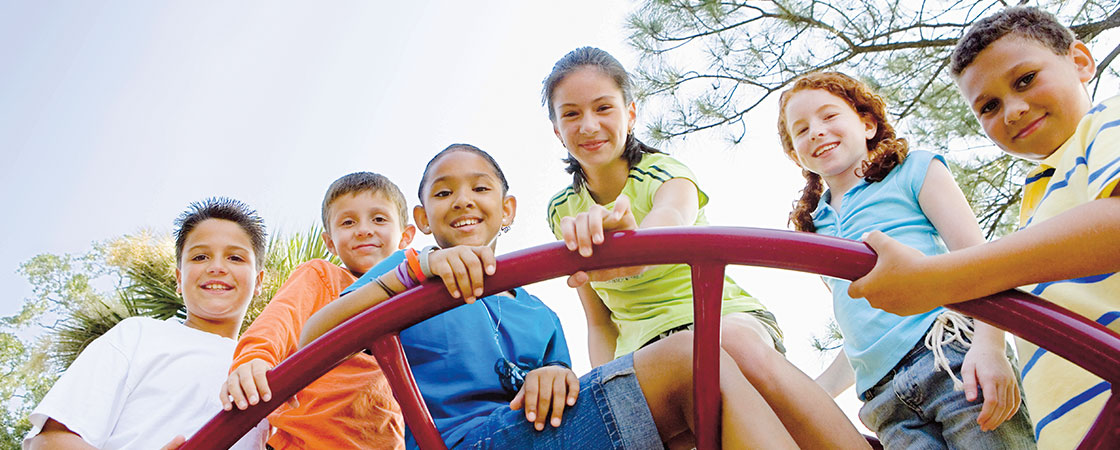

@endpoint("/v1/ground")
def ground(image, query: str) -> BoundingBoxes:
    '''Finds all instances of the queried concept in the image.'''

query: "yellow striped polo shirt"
[1015,95,1120,448]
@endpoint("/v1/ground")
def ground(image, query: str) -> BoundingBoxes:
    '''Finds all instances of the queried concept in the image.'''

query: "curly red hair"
[776,72,909,232]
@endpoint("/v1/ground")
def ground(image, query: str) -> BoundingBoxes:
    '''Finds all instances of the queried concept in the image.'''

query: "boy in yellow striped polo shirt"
[846,6,1119,449]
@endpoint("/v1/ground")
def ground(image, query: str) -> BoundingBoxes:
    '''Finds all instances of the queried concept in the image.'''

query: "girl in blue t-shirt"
[301,144,800,448]
[778,71,1035,448]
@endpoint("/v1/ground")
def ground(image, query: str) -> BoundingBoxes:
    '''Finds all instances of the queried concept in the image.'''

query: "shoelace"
[924,310,975,391]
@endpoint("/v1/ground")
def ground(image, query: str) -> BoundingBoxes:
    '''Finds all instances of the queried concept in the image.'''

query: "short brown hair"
[321,172,408,231]
[175,197,266,269]
[951,6,1075,77]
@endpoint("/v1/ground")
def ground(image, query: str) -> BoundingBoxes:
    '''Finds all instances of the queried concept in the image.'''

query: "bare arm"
[814,350,855,398]
[576,283,618,367]
[917,160,1021,430]
[641,178,700,228]
[300,272,402,347]
[27,419,96,450]
[851,192,1120,315]
[300,246,496,347]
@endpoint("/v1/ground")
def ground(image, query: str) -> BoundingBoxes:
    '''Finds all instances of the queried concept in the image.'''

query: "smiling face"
[176,218,262,337]
[322,190,414,274]
[415,150,516,249]
[783,88,877,190]
[550,66,636,176]
[956,35,1095,160]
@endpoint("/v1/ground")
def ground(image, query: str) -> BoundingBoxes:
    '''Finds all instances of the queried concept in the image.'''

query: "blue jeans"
[459,353,661,449]
[858,338,1037,449]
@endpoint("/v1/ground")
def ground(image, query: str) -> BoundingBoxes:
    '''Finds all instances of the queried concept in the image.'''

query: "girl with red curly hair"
[777,71,1036,448]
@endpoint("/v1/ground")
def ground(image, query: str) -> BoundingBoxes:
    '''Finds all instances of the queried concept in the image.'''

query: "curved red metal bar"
[183,227,1120,449]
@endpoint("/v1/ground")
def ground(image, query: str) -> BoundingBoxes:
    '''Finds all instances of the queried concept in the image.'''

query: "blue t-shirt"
[344,250,571,449]
[812,150,948,395]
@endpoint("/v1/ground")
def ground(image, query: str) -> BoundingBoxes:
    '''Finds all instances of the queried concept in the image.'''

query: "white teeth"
[815,143,838,156]
[453,218,480,227]
[202,283,230,290]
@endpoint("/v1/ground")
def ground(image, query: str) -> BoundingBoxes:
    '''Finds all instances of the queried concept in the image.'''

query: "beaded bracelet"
[418,245,438,280]
[405,248,426,282]
[395,261,420,290]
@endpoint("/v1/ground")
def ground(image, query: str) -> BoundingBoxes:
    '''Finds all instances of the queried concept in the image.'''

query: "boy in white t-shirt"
[24,198,270,449]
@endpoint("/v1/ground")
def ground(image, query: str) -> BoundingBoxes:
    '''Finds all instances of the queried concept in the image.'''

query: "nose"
[356,219,374,236]
[577,113,599,135]
[452,190,475,209]
[206,257,229,275]
[809,123,824,141]
[1004,97,1028,125]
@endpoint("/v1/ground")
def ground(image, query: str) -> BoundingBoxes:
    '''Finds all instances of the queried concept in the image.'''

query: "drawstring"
[924,311,975,391]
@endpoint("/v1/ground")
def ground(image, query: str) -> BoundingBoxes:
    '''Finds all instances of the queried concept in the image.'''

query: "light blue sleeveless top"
[812,150,948,395]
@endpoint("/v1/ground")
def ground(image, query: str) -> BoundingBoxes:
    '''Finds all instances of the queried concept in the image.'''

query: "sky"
[20,0,1110,431]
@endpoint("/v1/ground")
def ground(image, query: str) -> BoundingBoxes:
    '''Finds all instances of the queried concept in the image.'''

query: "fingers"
[225,360,271,410]
[862,230,890,251]
[565,370,579,406]
[219,382,234,411]
[560,216,578,251]
[474,246,497,276]
[574,210,597,257]
[566,271,590,288]
[963,362,979,403]
[159,435,186,450]
[603,195,634,230]
[510,386,524,411]
[521,373,541,429]
[534,375,553,431]
[561,205,614,258]
[548,374,567,429]
[252,362,272,403]
[431,247,496,303]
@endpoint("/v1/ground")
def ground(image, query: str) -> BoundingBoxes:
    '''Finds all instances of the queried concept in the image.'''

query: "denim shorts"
[857,337,1037,449]
[459,353,661,449]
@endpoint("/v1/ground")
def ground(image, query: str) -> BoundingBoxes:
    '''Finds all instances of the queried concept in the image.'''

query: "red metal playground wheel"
[183,226,1120,449]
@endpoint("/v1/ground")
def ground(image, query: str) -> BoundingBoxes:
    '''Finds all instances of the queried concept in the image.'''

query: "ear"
[861,113,878,141]
[627,101,637,132]
[553,123,565,146]
[398,224,416,249]
[501,195,518,226]
[413,205,432,235]
[254,270,264,297]
[785,150,804,169]
[321,230,338,257]
[1070,40,1096,83]
[175,267,183,294]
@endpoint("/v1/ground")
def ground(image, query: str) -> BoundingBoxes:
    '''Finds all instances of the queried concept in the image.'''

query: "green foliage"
[0,224,337,446]
[628,0,1120,238]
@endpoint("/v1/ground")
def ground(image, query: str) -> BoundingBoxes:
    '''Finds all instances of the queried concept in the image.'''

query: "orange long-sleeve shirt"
[232,259,404,449]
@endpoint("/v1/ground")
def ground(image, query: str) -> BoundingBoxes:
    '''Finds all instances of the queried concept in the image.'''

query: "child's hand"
[962,341,1021,431]
[559,195,645,286]
[510,365,579,431]
[220,358,298,411]
[848,231,948,315]
[428,245,496,303]
[159,435,186,450]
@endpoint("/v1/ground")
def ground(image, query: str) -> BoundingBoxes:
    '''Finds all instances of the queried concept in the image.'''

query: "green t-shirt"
[547,153,769,357]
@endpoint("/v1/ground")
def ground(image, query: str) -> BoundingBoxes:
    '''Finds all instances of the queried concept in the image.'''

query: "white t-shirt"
[24,317,268,449]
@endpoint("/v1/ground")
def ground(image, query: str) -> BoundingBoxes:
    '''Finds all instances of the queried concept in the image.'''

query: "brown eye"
[979,99,999,115]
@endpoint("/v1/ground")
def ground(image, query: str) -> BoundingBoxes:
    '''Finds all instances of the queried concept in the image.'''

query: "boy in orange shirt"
[222,172,415,449]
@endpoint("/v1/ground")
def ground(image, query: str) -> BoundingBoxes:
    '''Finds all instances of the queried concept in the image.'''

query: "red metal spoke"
[690,262,724,450]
